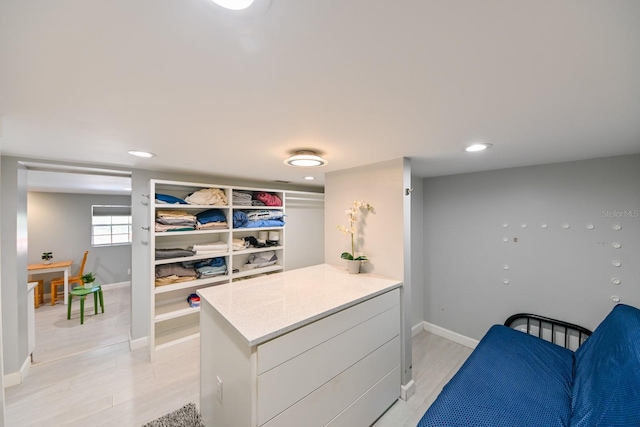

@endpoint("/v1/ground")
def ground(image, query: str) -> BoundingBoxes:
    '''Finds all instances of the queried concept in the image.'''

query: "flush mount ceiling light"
[284,151,328,167]
[128,150,156,158]
[211,0,254,10]
[464,143,493,152]
[304,176,315,180]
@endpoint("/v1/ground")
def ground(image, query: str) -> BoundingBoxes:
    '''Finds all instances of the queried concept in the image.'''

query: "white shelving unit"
[149,179,286,357]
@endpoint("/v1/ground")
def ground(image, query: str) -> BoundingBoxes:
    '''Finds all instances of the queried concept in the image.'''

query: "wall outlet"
[127,268,131,275]
[216,375,223,403]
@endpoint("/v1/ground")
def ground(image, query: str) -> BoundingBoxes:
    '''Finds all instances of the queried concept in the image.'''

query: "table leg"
[80,296,85,325]
[93,291,98,315]
[63,267,69,305]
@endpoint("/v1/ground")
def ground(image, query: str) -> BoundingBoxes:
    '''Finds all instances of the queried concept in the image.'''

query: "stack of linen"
[155,248,195,260]
[232,191,253,206]
[195,209,227,230]
[193,257,227,278]
[185,188,227,206]
[191,242,228,255]
[254,192,282,206]
[155,210,197,232]
[155,263,197,286]
[233,210,285,229]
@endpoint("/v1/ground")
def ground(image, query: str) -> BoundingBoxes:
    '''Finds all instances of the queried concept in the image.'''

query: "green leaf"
[354,256,368,261]
[340,252,354,260]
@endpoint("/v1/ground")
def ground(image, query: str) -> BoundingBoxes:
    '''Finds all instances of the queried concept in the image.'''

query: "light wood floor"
[6,291,473,426]
[33,285,131,364]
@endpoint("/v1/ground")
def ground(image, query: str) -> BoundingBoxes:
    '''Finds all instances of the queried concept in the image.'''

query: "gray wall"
[0,158,28,375]
[0,142,5,424]
[27,192,132,289]
[411,176,424,327]
[423,154,640,340]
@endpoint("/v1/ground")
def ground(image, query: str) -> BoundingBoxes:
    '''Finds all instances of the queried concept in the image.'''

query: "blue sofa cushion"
[570,304,640,427]
[417,325,574,427]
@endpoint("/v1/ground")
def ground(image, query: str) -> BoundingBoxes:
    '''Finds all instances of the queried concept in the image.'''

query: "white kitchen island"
[198,263,403,427]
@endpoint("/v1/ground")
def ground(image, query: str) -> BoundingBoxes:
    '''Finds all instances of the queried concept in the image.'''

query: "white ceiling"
[1,0,639,188]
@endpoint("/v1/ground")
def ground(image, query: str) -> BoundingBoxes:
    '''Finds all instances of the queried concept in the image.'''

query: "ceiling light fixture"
[284,151,328,167]
[128,150,156,158]
[464,143,493,152]
[304,176,315,180]
[211,0,255,10]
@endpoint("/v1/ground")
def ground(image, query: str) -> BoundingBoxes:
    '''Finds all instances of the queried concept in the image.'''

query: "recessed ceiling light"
[211,0,254,10]
[284,151,328,167]
[304,176,315,180]
[464,143,493,152]
[128,150,156,158]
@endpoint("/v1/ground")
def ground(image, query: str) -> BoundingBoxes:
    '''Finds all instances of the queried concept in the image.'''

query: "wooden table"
[28,260,73,305]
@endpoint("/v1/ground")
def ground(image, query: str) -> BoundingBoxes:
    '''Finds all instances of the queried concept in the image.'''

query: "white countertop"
[197,263,402,346]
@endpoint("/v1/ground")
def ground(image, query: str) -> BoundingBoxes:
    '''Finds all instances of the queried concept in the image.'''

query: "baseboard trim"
[411,322,424,337]
[422,321,479,349]
[400,379,415,401]
[129,334,148,351]
[102,281,131,290]
[4,355,31,388]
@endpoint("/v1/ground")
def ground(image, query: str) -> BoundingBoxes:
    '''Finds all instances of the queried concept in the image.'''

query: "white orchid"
[337,200,374,261]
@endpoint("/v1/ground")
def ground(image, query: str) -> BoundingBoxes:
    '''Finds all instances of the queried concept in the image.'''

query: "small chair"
[67,285,104,324]
[50,251,89,305]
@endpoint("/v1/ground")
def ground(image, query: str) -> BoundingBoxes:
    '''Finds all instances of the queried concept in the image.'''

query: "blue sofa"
[417,304,640,427]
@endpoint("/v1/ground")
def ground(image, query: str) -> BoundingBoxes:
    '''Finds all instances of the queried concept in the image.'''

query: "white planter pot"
[346,260,361,274]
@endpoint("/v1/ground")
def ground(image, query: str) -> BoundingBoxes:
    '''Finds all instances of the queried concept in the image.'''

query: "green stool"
[67,285,104,324]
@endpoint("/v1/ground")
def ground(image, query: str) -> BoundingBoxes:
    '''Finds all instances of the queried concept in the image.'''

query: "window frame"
[91,205,132,247]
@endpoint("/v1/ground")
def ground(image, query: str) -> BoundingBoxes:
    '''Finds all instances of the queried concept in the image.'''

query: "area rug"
[143,403,205,427]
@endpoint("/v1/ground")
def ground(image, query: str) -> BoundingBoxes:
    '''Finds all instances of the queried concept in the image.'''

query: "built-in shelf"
[150,179,286,359]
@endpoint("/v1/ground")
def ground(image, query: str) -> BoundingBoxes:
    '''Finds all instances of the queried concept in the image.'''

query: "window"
[92,205,132,247]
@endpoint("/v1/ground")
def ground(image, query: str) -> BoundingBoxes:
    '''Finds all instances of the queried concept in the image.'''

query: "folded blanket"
[233,238,248,251]
[195,209,227,224]
[233,211,249,228]
[155,263,197,278]
[185,188,228,206]
[232,191,253,206]
[155,223,195,232]
[245,219,285,228]
[192,242,228,252]
[155,248,195,259]
[196,221,228,230]
[245,210,285,221]
[155,193,187,204]
[155,275,196,286]
[254,192,282,207]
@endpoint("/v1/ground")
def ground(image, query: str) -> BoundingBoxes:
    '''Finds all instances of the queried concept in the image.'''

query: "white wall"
[422,154,640,340]
[27,192,132,289]
[284,191,325,271]
[324,158,413,388]
[324,159,406,278]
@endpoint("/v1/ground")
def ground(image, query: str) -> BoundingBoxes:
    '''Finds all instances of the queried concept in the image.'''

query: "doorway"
[25,163,133,364]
